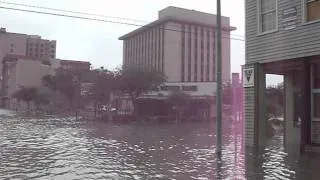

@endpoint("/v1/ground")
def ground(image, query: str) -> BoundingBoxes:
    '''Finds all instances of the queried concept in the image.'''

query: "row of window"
[124,26,165,71]
[28,47,55,53]
[258,0,320,33]
[28,43,55,49]
[27,52,55,58]
[181,24,215,82]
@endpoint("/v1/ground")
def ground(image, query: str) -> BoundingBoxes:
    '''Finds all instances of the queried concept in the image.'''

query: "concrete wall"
[246,0,320,64]
[164,22,182,82]
[9,60,51,96]
[222,31,231,81]
[0,32,28,78]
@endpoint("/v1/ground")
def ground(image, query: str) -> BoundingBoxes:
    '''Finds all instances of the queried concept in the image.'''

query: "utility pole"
[216,0,222,154]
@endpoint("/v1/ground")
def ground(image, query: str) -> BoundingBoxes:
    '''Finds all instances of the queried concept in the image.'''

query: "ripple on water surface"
[0,116,317,179]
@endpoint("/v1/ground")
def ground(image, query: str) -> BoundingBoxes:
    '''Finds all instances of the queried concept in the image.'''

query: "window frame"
[302,0,320,24]
[257,0,279,35]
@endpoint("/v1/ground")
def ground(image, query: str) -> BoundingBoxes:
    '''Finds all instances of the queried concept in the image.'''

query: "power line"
[0,6,245,42]
[0,1,245,39]
[0,1,148,24]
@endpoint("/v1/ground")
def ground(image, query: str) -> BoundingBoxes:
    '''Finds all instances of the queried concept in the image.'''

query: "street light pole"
[216,0,222,154]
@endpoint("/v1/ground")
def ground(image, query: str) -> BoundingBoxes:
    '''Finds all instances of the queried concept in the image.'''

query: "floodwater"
[0,112,319,179]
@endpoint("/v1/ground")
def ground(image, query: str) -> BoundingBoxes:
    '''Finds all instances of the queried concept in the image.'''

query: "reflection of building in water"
[244,0,320,151]
[118,6,236,119]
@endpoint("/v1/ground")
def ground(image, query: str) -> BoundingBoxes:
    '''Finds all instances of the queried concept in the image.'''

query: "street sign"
[243,67,254,88]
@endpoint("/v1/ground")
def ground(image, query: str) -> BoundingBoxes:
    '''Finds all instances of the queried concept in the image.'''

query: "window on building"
[10,49,13,53]
[259,0,277,33]
[181,24,185,82]
[305,0,320,22]
[10,44,14,47]
[40,49,44,52]
[188,25,192,82]
[194,26,198,82]
[35,44,39,47]
[40,44,44,47]
[206,29,210,82]
[313,64,320,89]
[51,55,55,58]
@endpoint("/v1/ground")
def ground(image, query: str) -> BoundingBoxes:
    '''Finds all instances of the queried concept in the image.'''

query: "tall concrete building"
[119,6,235,83]
[118,7,236,119]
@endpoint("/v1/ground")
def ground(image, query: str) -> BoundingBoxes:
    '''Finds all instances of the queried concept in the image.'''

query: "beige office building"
[0,28,56,73]
[119,6,235,83]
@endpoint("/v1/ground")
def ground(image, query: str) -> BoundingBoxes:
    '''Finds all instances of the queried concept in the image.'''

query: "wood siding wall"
[246,0,320,64]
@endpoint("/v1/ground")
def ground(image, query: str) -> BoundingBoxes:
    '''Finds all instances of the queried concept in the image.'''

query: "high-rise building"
[117,7,236,119]
[0,28,56,60]
[119,6,235,83]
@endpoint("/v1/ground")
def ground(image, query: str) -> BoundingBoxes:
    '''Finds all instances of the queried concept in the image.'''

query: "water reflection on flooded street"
[0,115,319,179]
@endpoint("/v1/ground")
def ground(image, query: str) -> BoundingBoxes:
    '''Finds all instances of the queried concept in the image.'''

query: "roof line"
[119,17,236,40]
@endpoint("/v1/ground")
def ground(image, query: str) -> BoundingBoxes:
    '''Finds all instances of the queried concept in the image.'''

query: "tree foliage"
[167,89,191,107]
[116,65,167,116]
[167,90,191,122]
[12,87,38,106]
[42,68,82,110]
[265,83,284,118]
[81,68,118,115]
[33,93,50,110]
[12,87,49,111]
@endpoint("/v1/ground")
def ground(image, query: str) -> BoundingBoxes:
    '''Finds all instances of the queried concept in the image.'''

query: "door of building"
[311,63,320,144]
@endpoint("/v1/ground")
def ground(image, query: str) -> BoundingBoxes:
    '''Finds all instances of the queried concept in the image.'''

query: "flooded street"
[0,113,320,179]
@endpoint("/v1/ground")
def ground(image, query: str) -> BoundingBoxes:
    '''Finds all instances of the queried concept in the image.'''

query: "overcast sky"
[0,0,282,85]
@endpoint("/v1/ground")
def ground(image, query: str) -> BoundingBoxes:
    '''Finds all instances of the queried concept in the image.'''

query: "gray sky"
[0,0,282,85]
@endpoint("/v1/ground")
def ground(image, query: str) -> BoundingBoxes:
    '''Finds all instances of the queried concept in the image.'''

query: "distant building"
[0,28,56,60]
[0,28,57,81]
[58,59,91,71]
[119,6,235,83]
[1,54,90,108]
[118,7,236,119]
